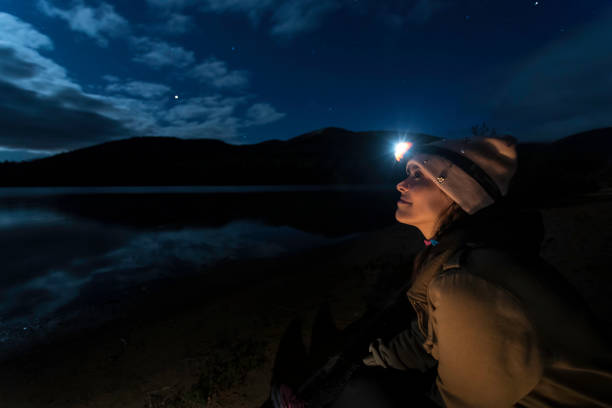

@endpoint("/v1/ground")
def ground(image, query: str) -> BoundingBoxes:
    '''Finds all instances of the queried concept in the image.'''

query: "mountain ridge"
[0,127,610,197]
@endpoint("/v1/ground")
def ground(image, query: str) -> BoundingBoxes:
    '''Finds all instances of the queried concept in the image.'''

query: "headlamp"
[394,142,413,162]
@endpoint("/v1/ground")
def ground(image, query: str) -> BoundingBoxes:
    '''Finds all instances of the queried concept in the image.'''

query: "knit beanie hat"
[406,136,517,214]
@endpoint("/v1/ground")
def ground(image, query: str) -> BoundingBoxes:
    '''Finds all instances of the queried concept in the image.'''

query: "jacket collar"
[406,227,470,304]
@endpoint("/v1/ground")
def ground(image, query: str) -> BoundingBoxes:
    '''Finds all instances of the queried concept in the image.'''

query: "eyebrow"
[407,164,421,172]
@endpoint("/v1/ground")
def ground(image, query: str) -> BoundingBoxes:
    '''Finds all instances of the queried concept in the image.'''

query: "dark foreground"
[0,197,611,408]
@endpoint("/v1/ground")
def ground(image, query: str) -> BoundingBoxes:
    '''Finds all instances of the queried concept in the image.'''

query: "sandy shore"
[0,198,610,408]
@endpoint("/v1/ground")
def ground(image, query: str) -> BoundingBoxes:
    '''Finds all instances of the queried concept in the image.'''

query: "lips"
[397,198,412,205]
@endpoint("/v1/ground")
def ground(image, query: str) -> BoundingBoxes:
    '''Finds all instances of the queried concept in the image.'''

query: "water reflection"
[0,208,66,228]
[0,215,347,350]
[0,188,399,357]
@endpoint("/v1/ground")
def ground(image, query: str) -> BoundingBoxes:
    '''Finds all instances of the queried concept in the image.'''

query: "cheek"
[426,188,453,215]
[396,193,432,223]
[416,187,451,218]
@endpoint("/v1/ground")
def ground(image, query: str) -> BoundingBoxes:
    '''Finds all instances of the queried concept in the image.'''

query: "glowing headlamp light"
[394,142,413,162]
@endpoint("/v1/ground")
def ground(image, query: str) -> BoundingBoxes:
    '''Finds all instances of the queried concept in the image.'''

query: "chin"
[395,210,412,225]
[395,208,421,227]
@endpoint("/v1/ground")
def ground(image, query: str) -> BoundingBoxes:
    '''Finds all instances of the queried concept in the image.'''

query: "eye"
[406,168,422,179]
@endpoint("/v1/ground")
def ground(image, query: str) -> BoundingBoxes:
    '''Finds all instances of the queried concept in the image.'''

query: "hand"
[362,353,378,367]
[361,339,389,368]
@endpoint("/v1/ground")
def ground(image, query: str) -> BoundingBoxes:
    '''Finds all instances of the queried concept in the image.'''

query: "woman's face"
[395,163,454,238]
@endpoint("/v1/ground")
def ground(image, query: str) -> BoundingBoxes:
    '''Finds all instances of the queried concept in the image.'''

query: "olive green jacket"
[363,222,612,407]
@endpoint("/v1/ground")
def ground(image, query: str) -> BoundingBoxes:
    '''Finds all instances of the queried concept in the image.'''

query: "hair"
[411,201,468,278]
[433,201,468,239]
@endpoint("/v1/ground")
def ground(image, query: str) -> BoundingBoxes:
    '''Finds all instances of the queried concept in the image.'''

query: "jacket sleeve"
[428,271,543,408]
[362,318,438,372]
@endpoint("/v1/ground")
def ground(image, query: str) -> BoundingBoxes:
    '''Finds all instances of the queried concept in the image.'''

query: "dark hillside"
[0,128,437,186]
[0,127,610,205]
[511,127,612,205]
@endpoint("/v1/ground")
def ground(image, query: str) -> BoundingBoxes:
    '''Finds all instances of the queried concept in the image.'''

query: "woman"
[269,136,612,408]
[358,136,612,407]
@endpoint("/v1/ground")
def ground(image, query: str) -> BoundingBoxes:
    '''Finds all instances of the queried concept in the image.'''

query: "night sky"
[1,0,611,161]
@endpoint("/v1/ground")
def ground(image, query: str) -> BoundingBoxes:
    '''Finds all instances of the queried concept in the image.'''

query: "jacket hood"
[438,199,545,257]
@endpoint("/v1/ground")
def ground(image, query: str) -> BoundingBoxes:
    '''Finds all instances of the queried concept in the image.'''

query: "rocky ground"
[0,196,610,408]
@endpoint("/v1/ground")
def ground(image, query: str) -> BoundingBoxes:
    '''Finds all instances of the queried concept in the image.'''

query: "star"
[174,95,179,100]
[534,1,539,5]
[231,46,236,51]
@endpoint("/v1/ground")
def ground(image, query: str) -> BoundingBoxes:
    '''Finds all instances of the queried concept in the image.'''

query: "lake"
[0,185,399,358]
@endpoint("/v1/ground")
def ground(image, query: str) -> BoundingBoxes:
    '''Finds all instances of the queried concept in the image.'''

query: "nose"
[396,177,409,193]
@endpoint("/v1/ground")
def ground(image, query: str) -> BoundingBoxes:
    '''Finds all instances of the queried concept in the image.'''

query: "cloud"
[0,81,128,150]
[95,89,285,143]
[0,47,43,80]
[152,0,449,39]
[157,96,286,139]
[189,58,249,89]
[131,36,195,69]
[245,103,286,126]
[0,147,51,162]
[0,13,131,150]
[139,9,195,36]
[37,0,129,47]
[0,12,53,50]
[147,0,338,38]
[157,95,251,138]
[0,12,116,105]
[403,0,449,24]
[0,13,129,151]
[163,95,246,122]
[199,0,276,26]
[373,0,450,28]
[91,93,167,137]
[0,44,74,97]
[146,0,194,9]
[0,13,62,94]
[270,0,341,37]
[158,13,195,35]
[490,9,612,140]
[102,74,119,83]
[105,80,171,99]
[154,116,243,139]
[0,13,284,157]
